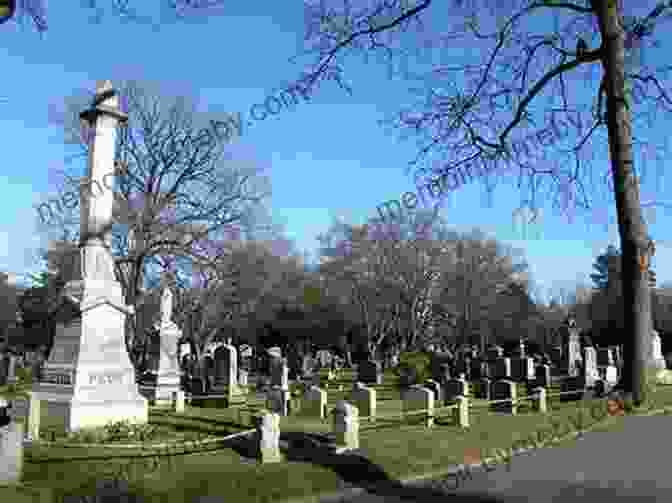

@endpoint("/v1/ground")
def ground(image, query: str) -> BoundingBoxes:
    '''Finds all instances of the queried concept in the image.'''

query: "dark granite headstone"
[358,360,382,385]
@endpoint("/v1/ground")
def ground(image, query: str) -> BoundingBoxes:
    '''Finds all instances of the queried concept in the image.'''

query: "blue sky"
[1,2,672,304]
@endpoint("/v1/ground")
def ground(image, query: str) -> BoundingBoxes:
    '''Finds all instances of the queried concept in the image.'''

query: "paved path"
[323,415,672,502]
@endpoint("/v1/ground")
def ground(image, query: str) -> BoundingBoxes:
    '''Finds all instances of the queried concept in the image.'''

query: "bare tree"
[439,230,528,352]
[290,0,672,404]
[38,80,271,367]
[1,0,227,34]
[318,212,462,358]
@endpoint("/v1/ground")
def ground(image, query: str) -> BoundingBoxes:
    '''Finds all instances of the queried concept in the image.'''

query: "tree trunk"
[594,0,652,404]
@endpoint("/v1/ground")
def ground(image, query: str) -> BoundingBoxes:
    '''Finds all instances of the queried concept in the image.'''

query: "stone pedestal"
[33,278,148,434]
[152,322,182,408]
[562,327,582,377]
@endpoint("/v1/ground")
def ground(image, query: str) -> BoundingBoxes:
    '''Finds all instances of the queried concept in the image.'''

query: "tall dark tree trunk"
[594,0,653,404]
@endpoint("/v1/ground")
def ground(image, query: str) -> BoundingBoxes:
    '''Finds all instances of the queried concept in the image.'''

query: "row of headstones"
[0,353,19,386]
[263,373,560,420]
[432,359,553,385]
[326,384,552,451]
[438,346,620,385]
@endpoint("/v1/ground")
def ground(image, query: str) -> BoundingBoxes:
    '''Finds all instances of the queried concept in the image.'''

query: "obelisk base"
[151,373,181,408]
[32,278,148,435]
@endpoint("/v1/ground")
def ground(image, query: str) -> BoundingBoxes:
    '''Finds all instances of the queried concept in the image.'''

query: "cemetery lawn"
[6,376,672,503]
[546,383,672,449]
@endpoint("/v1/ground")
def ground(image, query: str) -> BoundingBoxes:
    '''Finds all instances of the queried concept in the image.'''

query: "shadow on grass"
[222,430,507,502]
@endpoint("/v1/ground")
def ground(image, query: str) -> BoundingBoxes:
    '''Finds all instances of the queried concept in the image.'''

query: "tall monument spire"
[77,80,128,282]
[33,81,148,436]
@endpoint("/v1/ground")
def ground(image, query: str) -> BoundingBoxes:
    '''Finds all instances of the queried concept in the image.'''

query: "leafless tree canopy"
[38,80,273,363]
[291,0,672,219]
[10,0,228,34]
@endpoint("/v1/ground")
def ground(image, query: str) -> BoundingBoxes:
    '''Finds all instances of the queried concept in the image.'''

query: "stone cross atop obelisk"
[78,80,128,282]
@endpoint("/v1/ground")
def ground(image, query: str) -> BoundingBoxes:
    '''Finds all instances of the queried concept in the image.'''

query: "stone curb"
[402,403,672,486]
[25,435,222,450]
[283,403,672,503]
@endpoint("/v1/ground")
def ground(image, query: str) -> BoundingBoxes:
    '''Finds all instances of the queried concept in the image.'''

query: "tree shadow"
[223,430,509,502]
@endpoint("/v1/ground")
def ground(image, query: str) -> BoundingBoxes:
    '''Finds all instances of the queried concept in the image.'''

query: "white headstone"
[649,330,666,369]
[604,366,618,385]
[333,400,359,450]
[255,412,281,463]
[583,347,600,387]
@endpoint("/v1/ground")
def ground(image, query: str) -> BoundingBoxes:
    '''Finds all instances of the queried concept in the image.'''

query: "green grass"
[3,374,672,503]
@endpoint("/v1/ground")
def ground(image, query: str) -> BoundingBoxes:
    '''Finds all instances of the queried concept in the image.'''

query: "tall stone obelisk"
[34,81,148,434]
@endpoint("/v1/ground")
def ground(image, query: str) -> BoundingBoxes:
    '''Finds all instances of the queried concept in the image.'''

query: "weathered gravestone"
[213,344,243,406]
[213,344,238,389]
[300,355,314,377]
[303,386,327,419]
[561,375,587,402]
[454,357,468,377]
[493,358,511,380]
[389,353,400,368]
[604,365,618,385]
[271,358,289,390]
[649,330,667,370]
[474,377,491,400]
[511,357,534,382]
[430,353,453,382]
[597,348,615,367]
[267,386,290,416]
[316,350,333,368]
[486,346,504,361]
[444,375,469,402]
[469,359,484,380]
[202,355,215,391]
[491,380,517,414]
[435,363,451,385]
[402,386,434,428]
[6,354,17,385]
[334,401,359,451]
[255,412,281,463]
[0,353,9,386]
[0,421,23,484]
[583,346,600,388]
[238,369,248,387]
[535,364,551,388]
[358,360,382,385]
[423,379,443,403]
[351,382,376,421]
